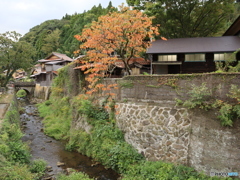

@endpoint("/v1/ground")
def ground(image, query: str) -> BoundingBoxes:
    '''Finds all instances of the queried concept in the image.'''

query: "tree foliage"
[21,19,68,59]
[0,31,36,86]
[59,3,117,58]
[41,28,61,54]
[21,2,117,60]
[74,5,160,95]
[127,0,236,38]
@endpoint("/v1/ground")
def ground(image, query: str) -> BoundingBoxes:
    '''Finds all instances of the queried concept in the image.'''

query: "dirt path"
[0,91,13,129]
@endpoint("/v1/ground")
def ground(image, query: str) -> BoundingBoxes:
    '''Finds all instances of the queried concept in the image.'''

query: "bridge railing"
[14,81,36,87]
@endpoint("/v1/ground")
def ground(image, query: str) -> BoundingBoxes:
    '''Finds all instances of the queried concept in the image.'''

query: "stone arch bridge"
[14,82,36,97]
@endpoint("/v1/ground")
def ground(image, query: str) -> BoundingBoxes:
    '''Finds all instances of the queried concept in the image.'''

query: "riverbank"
[0,92,13,129]
[21,102,119,180]
[0,93,46,179]
[0,91,96,180]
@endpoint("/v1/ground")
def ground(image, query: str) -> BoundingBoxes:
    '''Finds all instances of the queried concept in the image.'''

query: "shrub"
[212,85,240,126]
[123,161,230,180]
[183,83,212,110]
[16,89,27,98]
[1,113,31,164]
[228,85,240,103]
[7,141,30,164]
[74,97,109,125]
[65,121,143,174]
[30,159,47,178]
[0,98,34,179]
[38,96,72,140]
[44,100,52,106]
[177,83,240,127]
[218,103,234,126]
[0,164,34,180]
[57,171,92,180]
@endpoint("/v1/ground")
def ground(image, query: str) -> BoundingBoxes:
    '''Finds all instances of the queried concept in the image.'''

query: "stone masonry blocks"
[115,102,191,164]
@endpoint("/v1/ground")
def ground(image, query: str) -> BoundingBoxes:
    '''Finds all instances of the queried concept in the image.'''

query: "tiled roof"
[40,52,73,62]
[52,52,73,61]
[38,59,50,63]
[30,71,46,77]
[147,36,240,54]
[45,61,63,65]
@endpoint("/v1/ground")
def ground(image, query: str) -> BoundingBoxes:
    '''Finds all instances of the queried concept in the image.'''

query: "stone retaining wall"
[108,73,240,175]
[115,101,240,175]
[116,102,191,164]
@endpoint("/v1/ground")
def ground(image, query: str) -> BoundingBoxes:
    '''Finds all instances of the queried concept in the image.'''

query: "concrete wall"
[104,73,240,103]
[34,83,51,100]
[188,109,240,174]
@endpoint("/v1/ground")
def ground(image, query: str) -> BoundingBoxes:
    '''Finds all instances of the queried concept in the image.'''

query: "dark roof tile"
[147,36,240,54]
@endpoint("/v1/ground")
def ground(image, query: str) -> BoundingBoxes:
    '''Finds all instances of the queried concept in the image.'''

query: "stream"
[20,101,120,180]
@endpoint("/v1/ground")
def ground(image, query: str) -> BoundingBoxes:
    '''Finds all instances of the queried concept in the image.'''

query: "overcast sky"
[0,0,126,36]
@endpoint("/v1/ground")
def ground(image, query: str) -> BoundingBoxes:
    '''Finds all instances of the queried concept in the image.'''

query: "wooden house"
[147,16,240,74]
[31,52,73,86]
[74,57,151,78]
[110,58,151,77]
[12,69,27,80]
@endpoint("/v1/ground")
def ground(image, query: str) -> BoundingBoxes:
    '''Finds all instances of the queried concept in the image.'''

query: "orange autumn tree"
[74,5,160,95]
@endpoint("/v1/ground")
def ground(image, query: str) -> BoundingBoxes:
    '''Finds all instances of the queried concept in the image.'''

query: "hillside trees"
[21,2,117,61]
[0,31,36,86]
[127,0,236,38]
[59,2,117,58]
[74,5,160,95]
[21,19,68,59]
[41,28,61,54]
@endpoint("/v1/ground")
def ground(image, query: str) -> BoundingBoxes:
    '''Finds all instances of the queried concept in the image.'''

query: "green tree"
[127,0,235,38]
[229,2,240,25]
[21,19,68,60]
[21,2,117,59]
[0,31,36,87]
[41,28,61,54]
[58,1,117,58]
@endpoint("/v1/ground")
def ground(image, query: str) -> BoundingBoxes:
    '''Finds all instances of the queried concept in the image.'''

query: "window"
[185,54,205,62]
[214,53,233,61]
[158,55,177,62]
